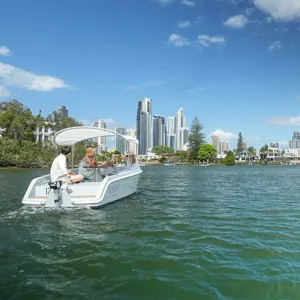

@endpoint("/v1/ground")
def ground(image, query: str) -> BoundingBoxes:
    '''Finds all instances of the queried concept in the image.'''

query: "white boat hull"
[22,166,142,208]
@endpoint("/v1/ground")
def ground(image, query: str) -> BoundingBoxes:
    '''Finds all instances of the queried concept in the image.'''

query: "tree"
[188,116,205,161]
[0,99,86,168]
[248,146,256,162]
[175,150,188,161]
[46,111,82,131]
[259,144,268,164]
[0,99,43,142]
[223,150,236,166]
[236,132,244,156]
[198,144,217,162]
[152,145,174,155]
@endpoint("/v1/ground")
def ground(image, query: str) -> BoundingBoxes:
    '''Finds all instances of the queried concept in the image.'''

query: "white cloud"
[243,7,256,16]
[274,27,289,33]
[157,0,174,6]
[224,14,248,28]
[0,86,10,97]
[268,116,300,126]
[187,86,205,92]
[254,0,300,21]
[0,46,11,56]
[125,79,164,91]
[210,129,237,140]
[178,21,191,28]
[168,34,190,47]
[266,16,273,23]
[219,0,245,5]
[181,0,195,6]
[268,40,282,51]
[103,118,121,130]
[195,15,206,23]
[0,62,69,91]
[198,35,226,46]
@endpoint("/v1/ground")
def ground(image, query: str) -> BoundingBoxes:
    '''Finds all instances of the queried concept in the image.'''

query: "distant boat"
[164,160,172,166]
[198,160,210,167]
[164,160,180,166]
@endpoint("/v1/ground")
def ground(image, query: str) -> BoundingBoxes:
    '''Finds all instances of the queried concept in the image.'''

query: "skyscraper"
[289,132,300,149]
[57,105,68,117]
[93,119,107,153]
[175,107,186,151]
[152,115,167,147]
[221,141,229,153]
[115,126,127,154]
[136,98,152,155]
[167,116,176,151]
[211,135,221,153]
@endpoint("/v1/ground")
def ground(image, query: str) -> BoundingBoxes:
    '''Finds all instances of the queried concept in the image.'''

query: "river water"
[0,166,300,300]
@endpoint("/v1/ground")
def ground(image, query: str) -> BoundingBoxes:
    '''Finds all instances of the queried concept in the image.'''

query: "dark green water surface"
[1,166,300,299]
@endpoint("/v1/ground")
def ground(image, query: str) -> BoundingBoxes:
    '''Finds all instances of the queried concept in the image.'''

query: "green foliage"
[188,116,205,161]
[236,132,244,155]
[198,144,217,162]
[247,146,256,162]
[152,145,174,155]
[175,150,188,160]
[259,144,268,164]
[248,146,256,156]
[0,99,84,168]
[0,137,56,167]
[0,99,42,142]
[223,150,236,166]
[46,111,82,131]
[159,156,167,163]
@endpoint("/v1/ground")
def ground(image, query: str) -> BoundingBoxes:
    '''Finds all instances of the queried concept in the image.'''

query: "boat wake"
[1,205,91,222]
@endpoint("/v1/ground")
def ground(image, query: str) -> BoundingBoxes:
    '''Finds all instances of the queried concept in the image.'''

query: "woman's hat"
[85,148,95,157]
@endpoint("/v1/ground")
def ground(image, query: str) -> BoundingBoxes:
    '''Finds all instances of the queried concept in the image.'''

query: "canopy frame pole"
[72,145,75,169]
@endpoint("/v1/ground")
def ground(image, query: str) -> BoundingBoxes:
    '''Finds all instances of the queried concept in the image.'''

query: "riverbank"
[141,161,293,167]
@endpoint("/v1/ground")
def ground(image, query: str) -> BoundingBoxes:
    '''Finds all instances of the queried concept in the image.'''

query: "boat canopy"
[52,126,139,146]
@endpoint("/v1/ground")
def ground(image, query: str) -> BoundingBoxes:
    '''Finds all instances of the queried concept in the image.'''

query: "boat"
[22,126,142,208]
[164,160,180,166]
[198,160,210,167]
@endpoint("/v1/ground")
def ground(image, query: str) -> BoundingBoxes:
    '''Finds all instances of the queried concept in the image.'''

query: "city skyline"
[1,1,300,149]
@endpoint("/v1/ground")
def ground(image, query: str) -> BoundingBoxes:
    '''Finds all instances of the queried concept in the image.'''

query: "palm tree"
[259,144,268,164]
[248,146,256,164]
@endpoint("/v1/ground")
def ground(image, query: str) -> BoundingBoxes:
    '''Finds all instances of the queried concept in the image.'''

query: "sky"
[0,0,300,150]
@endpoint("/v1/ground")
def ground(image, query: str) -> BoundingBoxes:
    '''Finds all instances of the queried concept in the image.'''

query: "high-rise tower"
[115,126,127,154]
[175,107,186,151]
[57,105,68,117]
[136,98,152,155]
[93,119,107,153]
[153,115,167,147]
[167,116,176,151]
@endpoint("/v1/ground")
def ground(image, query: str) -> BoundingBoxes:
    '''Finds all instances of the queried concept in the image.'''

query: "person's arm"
[84,156,98,168]
[97,161,113,168]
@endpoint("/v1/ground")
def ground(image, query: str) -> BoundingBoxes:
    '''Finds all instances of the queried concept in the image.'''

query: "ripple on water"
[1,166,300,299]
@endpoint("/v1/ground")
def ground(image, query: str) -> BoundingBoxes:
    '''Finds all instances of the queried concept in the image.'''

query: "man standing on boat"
[50,146,83,184]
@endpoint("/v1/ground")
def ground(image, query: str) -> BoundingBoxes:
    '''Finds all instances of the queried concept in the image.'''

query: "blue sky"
[0,0,300,149]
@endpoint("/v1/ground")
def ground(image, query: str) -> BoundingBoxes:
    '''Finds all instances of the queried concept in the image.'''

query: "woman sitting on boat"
[78,148,113,181]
